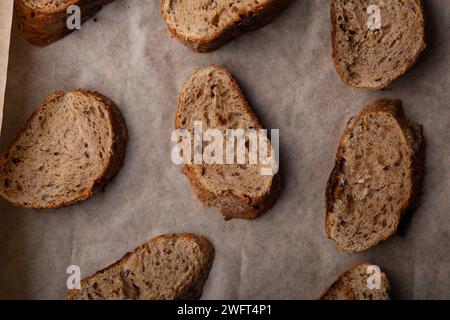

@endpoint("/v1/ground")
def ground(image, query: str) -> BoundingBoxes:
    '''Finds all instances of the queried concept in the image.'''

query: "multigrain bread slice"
[325,100,425,252]
[321,263,390,300]
[175,65,281,220]
[15,0,114,46]
[67,233,215,300]
[0,89,127,209]
[160,0,290,52]
[331,0,426,89]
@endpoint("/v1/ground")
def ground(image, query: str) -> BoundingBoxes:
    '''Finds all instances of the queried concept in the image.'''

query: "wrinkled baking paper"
[0,0,449,299]
[0,0,14,136]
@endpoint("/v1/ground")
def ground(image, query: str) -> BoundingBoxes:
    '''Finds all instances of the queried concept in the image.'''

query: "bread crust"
[15,0,113,46]
[0,89,128,209]
[330,0,426,89]
[66,233,215,300]
[175,65,281,220]
[320,262,390,300]
[182,165,281,220]
[325,99,425,251]
[160,0,290,52]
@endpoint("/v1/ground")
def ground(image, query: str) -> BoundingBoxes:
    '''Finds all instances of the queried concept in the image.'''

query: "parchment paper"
[0,0,13,134]
[0,0,449,299]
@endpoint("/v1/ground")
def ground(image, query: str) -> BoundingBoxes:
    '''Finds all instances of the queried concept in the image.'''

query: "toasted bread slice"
[160,0,289,52]
[175,65,281,220]
[326,100,425,252]
[331,0,426,89]
[321,263,390,300]
[67,233,215,300]
[0,89,127,209]
[15,0,114,46]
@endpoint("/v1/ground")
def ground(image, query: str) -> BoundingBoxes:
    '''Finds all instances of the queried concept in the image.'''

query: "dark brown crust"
[160,0,291,53]
[330,0,426,89]
[172,233,215,300]
[15,0,113,47]
[182,165,281,220]
[0,89,128,209]
[175,65,282,220]
[325,99,425,251]
[66,233,215,300]
[320,262,390,300]
[88,91,129,196]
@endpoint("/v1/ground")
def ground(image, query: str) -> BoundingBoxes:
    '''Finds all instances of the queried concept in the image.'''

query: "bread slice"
[321,263,390,300]
[325,100,425,252]
[15,0,114,46]
[175,65,281,220]
[160,0,289,52]
[67,233,215,300]
[331,0,426,89]
[0,89,127,209]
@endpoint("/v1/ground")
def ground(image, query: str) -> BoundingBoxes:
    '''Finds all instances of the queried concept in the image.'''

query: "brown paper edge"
[0,0,14,138]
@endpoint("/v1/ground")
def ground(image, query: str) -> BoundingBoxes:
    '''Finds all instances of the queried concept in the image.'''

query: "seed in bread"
[66,233,215,300]
[325,99,425,252]
[0,89,127,209]
[331,0,426,89]
[160,0,290,52]
[175,65,281,220]
[321,263,390,300]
